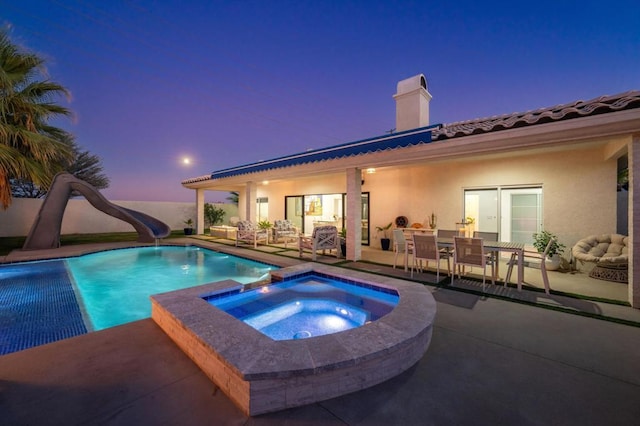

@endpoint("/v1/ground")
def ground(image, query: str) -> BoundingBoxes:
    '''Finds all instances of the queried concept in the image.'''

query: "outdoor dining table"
[404,237,526,289]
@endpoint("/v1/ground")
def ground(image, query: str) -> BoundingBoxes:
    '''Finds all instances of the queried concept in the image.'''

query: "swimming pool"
[206,275,399,340]
[67,246,276,330]
[0,245,277,354]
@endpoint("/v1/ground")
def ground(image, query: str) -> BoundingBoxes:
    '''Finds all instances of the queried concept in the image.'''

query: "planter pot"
[545,254,561,271]
[380,238,391,251]
[340,242,347,257]
[184,228,194,235]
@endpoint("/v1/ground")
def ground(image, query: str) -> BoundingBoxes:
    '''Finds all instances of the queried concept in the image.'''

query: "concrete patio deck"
[1,238,639,424]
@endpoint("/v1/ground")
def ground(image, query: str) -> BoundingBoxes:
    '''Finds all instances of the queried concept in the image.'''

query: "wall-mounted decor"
[305,195,323,216]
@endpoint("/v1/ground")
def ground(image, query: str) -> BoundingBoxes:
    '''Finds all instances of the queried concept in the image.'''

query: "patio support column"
[346,168,362,261]
[629,136,640,308]
[195,189,205,235]
[244,182,257,222]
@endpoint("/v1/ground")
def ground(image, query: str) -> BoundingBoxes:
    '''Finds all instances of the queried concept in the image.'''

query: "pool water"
[206,275,399,340]
[245,299,369,340]
[67,246,276,331]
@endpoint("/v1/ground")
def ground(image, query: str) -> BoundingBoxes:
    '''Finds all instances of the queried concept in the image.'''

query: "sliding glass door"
[501,188,542,244]
[464,186,542,243]
[464,189,498,234]
[285,196,303,231]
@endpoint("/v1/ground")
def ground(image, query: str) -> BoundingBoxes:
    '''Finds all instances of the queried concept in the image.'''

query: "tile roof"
[182,90,640,185]
[432,90,640,140]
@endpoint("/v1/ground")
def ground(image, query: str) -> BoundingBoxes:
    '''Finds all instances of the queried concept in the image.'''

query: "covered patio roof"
[182,124,441,185]
[182,90,640,188]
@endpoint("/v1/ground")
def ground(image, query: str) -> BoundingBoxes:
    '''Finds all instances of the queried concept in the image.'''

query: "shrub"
[204,203,226,226]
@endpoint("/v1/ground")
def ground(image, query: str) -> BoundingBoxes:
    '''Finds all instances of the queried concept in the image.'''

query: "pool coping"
[151,263,436,415]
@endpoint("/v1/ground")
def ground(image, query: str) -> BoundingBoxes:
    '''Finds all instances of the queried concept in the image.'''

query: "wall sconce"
[361,168,375,185]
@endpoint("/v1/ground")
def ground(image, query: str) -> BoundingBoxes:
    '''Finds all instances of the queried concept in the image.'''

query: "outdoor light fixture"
[361,168,376,185]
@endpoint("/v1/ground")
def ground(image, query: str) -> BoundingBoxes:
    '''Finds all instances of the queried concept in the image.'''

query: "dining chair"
[411,233,448,280]
[402,228,434,246]
[437,229,459,238]
[436,229,458,262]
[505,237,555,294]
[392,228,412,269]
[473,231,500,274]
[452,237,495,290]
[472,231,498,241]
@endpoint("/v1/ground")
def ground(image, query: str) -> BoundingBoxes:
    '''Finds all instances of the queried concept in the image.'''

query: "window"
[256,197,269,222]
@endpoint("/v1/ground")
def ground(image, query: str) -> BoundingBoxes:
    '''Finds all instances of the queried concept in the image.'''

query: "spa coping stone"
[151,263,436,415]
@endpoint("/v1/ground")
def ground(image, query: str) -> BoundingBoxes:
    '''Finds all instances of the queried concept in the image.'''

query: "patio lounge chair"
[235,220,269,248]
[298,225,340,261]
[272,219,299,247]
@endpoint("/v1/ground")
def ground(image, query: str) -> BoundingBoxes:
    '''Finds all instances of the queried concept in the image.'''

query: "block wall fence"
[0,198,238,238]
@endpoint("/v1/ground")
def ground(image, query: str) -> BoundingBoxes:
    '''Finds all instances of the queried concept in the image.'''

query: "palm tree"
[0,28,73,209]
[226,191,239,205]
[11,133,110,198]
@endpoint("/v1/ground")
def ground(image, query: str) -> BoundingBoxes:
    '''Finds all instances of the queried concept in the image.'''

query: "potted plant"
[532,230,566,271]
[255,220,272,243]
[465,216,476,235]
[258,220,272,230]
[339,228,347,256]
[376,222,392,251]
[183,218,194,235]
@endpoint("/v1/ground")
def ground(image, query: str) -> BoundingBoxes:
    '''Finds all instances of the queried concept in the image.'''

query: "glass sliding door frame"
[501,187,542,244]
[285,196,304,232]
[341,193,370,246]
[464,186,542,244]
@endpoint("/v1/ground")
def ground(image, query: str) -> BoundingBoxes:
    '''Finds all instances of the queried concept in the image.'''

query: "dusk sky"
[3,1,639,202]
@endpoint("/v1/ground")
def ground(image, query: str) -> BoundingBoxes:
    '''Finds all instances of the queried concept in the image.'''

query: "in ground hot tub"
[207,273,399,340]
[151,263,436,416]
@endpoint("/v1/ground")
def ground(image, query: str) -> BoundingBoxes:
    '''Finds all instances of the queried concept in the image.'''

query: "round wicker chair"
[571,234,628,283]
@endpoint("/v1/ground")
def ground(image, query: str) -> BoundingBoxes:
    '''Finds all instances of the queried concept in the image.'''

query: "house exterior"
[182,74,640,308]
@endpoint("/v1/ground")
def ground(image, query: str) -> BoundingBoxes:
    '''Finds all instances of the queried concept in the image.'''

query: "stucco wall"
[249,145,617,259]
[0,198,237,237]
[376,147,615,252]
[255,175,346,221]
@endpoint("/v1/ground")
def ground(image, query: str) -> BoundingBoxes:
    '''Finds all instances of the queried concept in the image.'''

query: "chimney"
[393,74,432,132]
